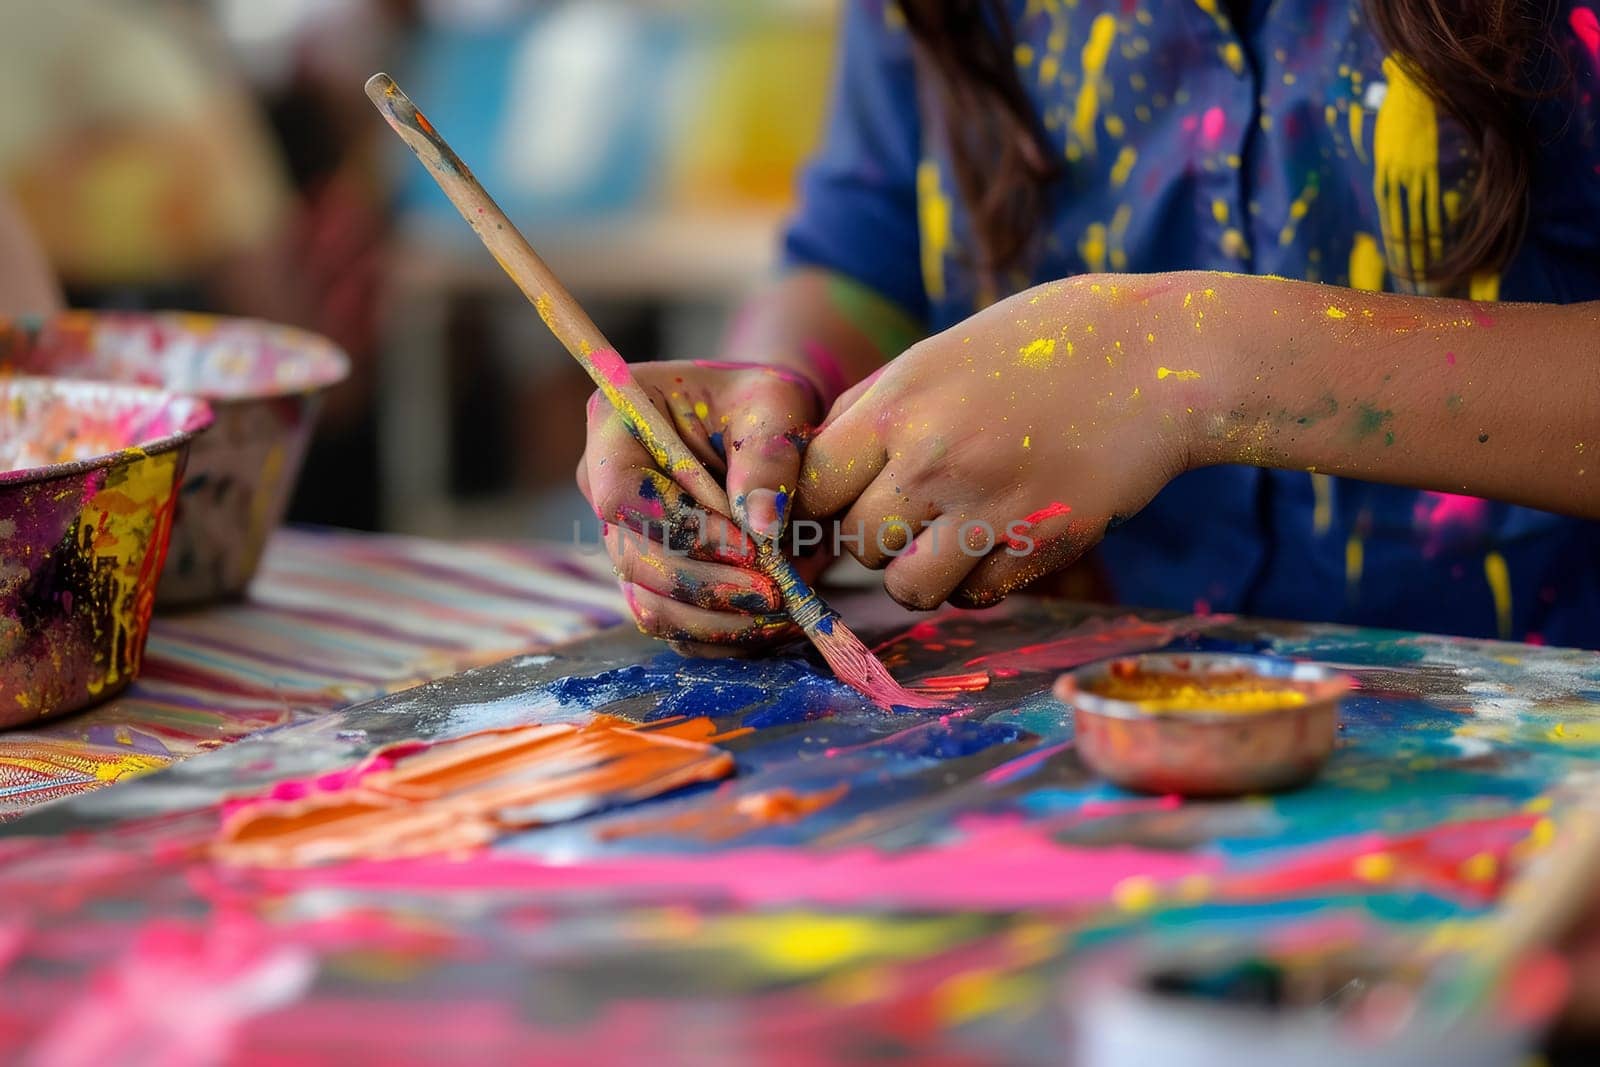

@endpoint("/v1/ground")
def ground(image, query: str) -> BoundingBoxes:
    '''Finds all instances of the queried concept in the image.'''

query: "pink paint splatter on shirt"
[1200,106,1227,146]
[1413,491,1491,558]
[1573,7,1600,65]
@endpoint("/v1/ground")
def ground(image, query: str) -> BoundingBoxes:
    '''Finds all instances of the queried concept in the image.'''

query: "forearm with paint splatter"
[1185,272,1600,519]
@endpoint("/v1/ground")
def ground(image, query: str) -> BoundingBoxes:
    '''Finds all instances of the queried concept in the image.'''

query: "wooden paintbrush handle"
[364,73,730,518]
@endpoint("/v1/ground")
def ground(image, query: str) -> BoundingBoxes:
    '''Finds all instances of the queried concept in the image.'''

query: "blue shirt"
[783,0,1600,646]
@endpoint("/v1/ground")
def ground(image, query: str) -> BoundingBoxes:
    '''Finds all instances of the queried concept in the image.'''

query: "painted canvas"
[3,593,1599,1062]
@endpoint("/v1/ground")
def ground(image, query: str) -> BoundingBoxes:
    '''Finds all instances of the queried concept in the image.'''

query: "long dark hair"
[897,0,1561,293]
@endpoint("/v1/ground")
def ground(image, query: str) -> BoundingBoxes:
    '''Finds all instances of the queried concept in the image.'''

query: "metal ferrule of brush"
[754,542,835,633]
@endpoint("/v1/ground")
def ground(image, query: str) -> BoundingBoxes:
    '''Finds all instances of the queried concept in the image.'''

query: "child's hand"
[577,359,825,648]
[796,275,1209,610]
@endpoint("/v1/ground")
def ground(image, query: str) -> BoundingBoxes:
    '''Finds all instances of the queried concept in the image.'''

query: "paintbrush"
[364,73,940,709]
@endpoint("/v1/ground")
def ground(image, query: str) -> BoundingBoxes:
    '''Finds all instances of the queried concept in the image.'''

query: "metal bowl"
[1056,653,1351,797]
[0,376,213,727]
[0,313,350,607]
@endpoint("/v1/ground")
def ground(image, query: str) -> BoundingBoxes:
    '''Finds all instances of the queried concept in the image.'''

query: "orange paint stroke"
[214,716,736,867]
[599,783,848,843]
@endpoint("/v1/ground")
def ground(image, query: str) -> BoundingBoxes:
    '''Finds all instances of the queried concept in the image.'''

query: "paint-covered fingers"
[620,582,799,647]
[606,527,783,615]
[584,391,755,564]
[879,514,994,611]
[794,373,895,521]
[834,472,937,569]
[950,511,1094,609]
[720,372,819,542]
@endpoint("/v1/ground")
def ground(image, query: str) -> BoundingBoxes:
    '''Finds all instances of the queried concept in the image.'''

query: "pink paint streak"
[22,917,315,1066]
[1445,351,1456,366]
[1005,502,1072,550]
[965,615,1181,673]
[589,348,634,388]
[1412,491,1490,558]
[248,815,1221,911]
[1574,7,1600,65]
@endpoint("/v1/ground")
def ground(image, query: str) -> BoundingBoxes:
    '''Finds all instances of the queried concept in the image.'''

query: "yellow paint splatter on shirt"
[1109,203,1133,271]
[692,400,709,421]
[1484,550,1513,639]
[1071,14,1118,155]
[1110,145,1138,187]
[1346,533,1364,593]
[1156,366,1201,381]
[1079,222,1108,272]
[1349,102,1366,162]
[1348,232,1386,291]
[917,160,952,301]
[1373,56,1443,286]
[1310,472,1333,534]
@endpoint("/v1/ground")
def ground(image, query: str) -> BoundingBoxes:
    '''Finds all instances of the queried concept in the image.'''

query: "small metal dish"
[1055,653,1351,796]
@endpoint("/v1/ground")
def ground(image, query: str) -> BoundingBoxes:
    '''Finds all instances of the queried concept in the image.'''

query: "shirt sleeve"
[781,0,929,324]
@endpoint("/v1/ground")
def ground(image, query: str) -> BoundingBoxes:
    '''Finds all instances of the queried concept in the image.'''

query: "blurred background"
[0,0,835,540]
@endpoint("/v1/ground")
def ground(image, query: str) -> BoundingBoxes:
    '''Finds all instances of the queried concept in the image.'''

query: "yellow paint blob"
[1310,473,1333,535]
[916,160,952,301]
[1156,366,1201,381]
[1349,102,1366,161]
[1090,669,1312,715]
[1110,145,1138,188]
[1373,56,1443,285]
[1346,533,1365,592]
[1354,851,1396,883]
[1348,232,1386,291]
[1325,306,1348,319]
[1459,851,1498,884]
[1017,338,1057,368]
[1109,203,1133,270]
[1079,222,1108,272]
[1111,875,1160,912]
[1484,550,1513,639]
[1071,14,1118,154]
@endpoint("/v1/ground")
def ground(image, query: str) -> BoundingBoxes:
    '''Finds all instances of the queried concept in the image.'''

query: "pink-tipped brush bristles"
[366,71,941,710]
[758,541,946,709]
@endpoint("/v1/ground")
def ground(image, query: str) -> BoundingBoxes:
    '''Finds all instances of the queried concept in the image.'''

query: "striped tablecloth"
[0,528,625,817]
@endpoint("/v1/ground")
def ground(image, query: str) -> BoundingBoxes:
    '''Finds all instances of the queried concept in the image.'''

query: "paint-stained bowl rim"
[3,311,351,405]
[1057,652,1352,724]
[0,376,215,488]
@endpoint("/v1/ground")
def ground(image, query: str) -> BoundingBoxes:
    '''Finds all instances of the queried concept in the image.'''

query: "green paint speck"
[1354,403,1393,440]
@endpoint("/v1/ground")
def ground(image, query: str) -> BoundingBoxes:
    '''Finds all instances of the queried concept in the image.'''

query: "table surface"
[5,547,1600,1063]
[0,528,626,819]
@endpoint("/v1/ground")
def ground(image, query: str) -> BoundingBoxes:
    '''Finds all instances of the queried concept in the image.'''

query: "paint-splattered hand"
[577,359,828,648]
[796,275,1208,610]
